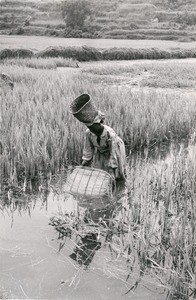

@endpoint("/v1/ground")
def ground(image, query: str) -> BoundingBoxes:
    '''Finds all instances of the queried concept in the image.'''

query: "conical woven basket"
[63,167,114,209]
[70,94,98,124]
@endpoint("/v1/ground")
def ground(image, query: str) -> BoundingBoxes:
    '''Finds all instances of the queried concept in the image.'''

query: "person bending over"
[70,94,127,182]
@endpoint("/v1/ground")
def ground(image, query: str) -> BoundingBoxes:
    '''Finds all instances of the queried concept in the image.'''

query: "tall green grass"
[83,60,196,88]
[1,63,196,186]
[117,143,196,299]
[1,60,196,298]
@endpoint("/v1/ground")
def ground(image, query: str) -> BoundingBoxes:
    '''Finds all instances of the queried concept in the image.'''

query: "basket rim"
[73,166,114,178]
[71,98,92,115]
[64,166,115,199]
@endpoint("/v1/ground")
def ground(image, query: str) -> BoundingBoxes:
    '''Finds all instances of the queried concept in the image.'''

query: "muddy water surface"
[0,191,166,300]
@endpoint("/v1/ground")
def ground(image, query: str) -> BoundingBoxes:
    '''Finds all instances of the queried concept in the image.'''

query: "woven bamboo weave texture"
[70,94,97,123]
[63,167,113,199]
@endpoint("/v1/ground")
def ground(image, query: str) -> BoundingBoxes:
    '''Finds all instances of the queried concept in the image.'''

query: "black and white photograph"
[0,0,196,299]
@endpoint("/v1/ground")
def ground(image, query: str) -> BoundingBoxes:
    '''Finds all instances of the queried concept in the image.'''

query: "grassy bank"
[1,46,196,61]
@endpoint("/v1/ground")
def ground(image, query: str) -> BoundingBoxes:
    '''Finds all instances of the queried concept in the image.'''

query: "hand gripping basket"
[63,167,115,209]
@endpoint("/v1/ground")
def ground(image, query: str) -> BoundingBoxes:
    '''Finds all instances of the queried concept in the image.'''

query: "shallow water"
[0,191,166,300]
[1,110,195,300]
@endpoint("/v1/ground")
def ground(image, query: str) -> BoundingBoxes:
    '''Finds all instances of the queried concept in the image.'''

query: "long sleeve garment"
[82,125,126,179]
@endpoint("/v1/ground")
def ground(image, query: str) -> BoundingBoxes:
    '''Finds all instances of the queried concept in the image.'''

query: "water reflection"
[0,193,34,225]
[49,200,119,265]
[69,233,101,268]
[0,166,168,299]
[1,141,196,299]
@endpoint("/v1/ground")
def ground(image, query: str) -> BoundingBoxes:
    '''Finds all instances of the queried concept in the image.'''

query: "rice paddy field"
[0,55,196,299]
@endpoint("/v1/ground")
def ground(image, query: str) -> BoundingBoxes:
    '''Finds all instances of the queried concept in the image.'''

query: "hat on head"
[70,94,105,126]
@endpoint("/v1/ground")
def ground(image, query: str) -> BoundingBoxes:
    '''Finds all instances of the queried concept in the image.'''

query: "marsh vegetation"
[0,56,196,299]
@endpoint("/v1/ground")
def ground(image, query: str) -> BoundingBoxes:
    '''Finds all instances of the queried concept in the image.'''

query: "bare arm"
[82,131,94,165]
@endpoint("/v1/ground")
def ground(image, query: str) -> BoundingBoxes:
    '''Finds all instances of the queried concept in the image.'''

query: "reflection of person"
[69,233,101,267]
[84,204,115,224]
[70,94,127,183]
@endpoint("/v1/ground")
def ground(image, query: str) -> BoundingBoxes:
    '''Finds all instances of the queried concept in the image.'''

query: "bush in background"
[61,0,91,29]
[0,48,34,59]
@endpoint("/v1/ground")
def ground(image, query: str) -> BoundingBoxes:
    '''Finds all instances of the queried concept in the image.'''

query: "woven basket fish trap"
[70,94,98,124]
[63,167,114,209]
